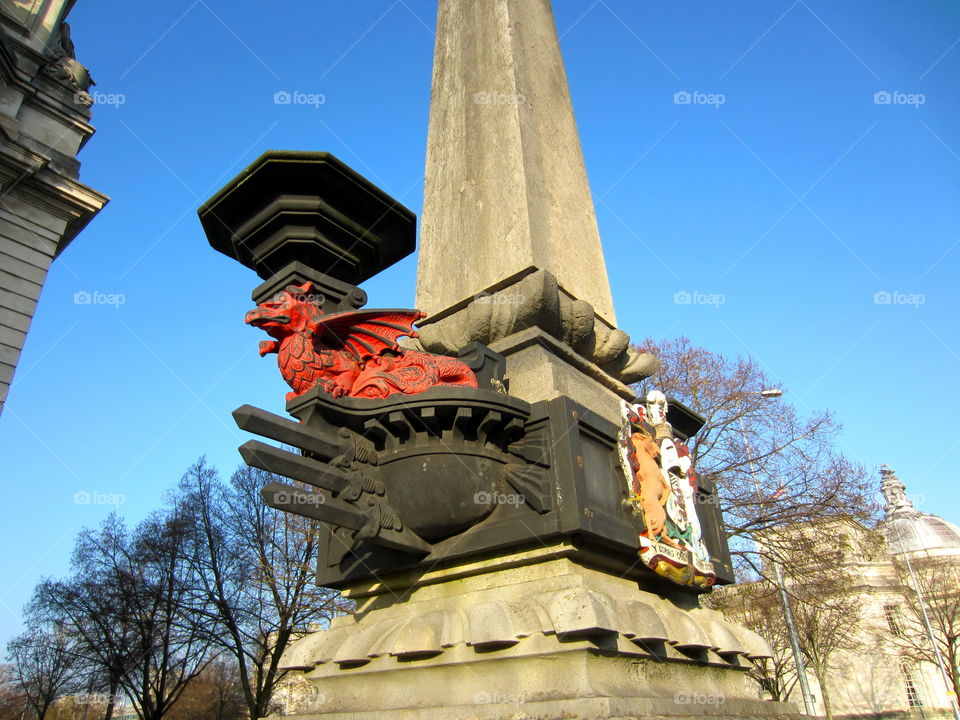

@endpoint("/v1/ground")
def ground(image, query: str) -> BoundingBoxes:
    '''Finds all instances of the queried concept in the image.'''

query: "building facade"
[0,0,107,414]
[715,467,960,720]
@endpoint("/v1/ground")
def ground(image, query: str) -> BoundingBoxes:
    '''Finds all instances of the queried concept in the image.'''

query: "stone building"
[0,0,107,414]
[717,467,960,720]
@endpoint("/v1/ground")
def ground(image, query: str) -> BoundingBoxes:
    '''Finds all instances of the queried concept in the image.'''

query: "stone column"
[415,0,656,424]
[418,0,615,325]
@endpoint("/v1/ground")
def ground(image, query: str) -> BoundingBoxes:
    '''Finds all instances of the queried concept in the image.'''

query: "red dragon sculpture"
[245,281,478,401]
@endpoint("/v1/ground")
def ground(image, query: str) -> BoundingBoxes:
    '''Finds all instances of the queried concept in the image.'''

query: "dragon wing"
[312,309,426,361]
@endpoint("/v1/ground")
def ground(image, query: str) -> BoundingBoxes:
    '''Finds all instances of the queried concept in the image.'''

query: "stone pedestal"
[274,545,797,720]
[414,268,658,426]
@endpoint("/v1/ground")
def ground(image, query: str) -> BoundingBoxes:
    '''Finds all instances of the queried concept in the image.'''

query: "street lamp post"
[740,388,817,716]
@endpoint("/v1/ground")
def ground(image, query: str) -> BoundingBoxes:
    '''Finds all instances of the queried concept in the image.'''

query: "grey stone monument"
[201,2,802,719]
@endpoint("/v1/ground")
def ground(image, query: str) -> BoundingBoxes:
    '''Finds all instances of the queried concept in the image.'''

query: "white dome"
[878,466,960,557]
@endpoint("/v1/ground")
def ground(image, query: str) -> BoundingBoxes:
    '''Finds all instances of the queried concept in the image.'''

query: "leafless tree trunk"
[6,625,78,720]
[708,582,799,701]
[886,558,960,700]
[708,529,866,712]
[32,512,217,720]
[173,459,352,720]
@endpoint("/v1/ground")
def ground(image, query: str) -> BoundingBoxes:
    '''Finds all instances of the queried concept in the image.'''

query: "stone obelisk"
[417,0,615,324]
[415,0,657,423]
[216,4,797,719]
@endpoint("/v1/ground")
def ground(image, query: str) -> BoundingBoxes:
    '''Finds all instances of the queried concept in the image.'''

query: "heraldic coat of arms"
[618,392,716,588]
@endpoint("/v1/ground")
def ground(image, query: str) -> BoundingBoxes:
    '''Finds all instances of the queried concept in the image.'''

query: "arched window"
[898,658,924,708]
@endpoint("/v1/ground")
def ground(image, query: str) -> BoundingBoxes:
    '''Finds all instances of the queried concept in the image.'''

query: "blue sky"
[1,0,958,647]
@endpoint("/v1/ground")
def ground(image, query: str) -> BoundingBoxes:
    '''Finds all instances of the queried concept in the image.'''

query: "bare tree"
[709,582,798,701]
[33,511,216,720]
[6,625,79,720]
[708,521,869,718]
[884,557,960,700]
[790,578,865,720]
[173,459,352,720]
[635,336,879,576]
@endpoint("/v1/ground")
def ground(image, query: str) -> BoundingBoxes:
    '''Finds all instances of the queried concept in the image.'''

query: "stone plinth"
[414,269,658,425]
[272,545,798,720]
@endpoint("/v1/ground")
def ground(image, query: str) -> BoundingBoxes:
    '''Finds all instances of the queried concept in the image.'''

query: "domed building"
[713,466,960,720]
[879,466,960,561]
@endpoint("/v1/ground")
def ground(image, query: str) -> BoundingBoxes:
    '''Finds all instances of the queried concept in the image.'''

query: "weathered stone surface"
[416,270,659,395]
[0,3,108,415]
[416,0,617,326]
[272,548,796,720]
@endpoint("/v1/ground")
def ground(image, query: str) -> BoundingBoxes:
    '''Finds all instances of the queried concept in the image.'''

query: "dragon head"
[245,281,324,339]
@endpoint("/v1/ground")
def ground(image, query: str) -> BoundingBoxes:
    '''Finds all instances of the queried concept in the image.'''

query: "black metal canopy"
[198,150,416,284]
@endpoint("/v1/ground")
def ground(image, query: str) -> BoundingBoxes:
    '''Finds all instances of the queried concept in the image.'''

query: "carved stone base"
[273,546,797,720]
[489,327,634,426]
